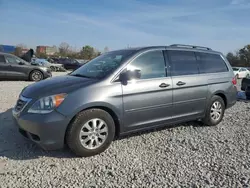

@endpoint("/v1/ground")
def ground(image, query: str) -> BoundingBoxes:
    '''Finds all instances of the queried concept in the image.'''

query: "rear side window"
[168,50,198,76]
[0,55,5,63]
[197,52,228,73]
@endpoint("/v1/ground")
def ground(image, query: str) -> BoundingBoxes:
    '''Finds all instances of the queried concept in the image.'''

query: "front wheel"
[30,70,44,82]
[66,109,115,157]
[202,95,225,126]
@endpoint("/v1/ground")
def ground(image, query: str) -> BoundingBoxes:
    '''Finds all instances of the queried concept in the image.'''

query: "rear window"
[197,52,228,74]
[0,55,5,63]
[168,50,199,76]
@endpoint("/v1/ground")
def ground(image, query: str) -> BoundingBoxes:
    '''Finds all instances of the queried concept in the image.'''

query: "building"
[45,46,57,55]
[0,45,16,53]
[36,46,57,55]
[36,46,46,54]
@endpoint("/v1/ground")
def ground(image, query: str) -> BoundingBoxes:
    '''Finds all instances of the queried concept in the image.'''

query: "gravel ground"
[0,73,250,187]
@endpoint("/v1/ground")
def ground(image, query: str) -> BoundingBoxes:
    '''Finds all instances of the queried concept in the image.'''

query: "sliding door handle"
[159,83,170,88]
[176,81,186,86]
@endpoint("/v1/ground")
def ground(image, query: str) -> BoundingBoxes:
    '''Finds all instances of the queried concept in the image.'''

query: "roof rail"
[170,44,212,50]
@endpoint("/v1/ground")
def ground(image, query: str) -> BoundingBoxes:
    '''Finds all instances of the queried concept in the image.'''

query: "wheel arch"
[212,91,227,108]
[64,104,122,144]
[29,69,44,80]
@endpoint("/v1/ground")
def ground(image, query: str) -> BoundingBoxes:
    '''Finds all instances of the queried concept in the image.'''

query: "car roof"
[113,45,221,54]
[0,52,16,56]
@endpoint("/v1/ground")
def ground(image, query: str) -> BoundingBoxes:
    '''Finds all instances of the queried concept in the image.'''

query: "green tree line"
[34,42,109,60]
[226,44,250,67]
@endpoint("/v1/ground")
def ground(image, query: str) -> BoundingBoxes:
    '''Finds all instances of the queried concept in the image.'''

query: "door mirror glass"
[119,69,141,81]
[18,61,25,65]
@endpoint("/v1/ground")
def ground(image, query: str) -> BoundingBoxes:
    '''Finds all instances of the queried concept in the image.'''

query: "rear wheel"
[202,95,225,126]
[66,109,115,157]
[30,70,44,82]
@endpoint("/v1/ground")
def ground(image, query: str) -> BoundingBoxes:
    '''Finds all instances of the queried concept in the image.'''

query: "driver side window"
[127,50,166,79]
[5,56,19,64]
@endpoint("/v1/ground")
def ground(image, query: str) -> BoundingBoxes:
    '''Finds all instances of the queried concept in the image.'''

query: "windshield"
[70,50,136,79]
[233,68,239,71]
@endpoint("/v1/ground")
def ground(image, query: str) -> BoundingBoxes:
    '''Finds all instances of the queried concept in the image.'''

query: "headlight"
[28,93,67,114]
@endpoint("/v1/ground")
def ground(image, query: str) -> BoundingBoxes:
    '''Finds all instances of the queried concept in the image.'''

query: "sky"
[1,0,250,53]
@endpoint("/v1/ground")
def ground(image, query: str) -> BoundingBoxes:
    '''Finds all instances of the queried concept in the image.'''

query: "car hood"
[22,75,97,99]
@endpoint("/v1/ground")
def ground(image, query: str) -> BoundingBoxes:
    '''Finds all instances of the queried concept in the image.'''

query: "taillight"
[232,76,237,85]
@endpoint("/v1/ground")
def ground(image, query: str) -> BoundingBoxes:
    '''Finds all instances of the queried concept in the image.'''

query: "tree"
[58,42,70,55]
[226,52,241,67]
[14,47,22,57]
[16,43,27,49]
[238,45,250,66]
[80,45,95,60]
[36,52,47,59]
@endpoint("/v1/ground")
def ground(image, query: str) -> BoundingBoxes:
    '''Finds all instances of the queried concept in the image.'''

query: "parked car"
[241,77,250,99]
[0,52,51,81]
[75,59,89,65]
[31,58,65,72]
[12,44,237,157]
[232,67,250,79]
[56,58,83,70]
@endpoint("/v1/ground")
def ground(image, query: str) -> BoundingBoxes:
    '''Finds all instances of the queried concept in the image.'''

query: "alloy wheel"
[210,101,222,121]
[79,118,108,150]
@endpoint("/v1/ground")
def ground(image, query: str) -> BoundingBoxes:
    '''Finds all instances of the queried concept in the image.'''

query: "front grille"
[14,96,31,113]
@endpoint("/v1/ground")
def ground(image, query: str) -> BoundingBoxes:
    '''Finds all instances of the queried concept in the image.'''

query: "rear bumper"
[12,109,69,150]
[226,85,237,109]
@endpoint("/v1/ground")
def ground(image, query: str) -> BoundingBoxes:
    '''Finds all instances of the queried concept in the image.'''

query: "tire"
[202,95,225,126]
[50,66,55,72]
[66,109,115,157]
[246,86,250,100]
[29,70,44,82]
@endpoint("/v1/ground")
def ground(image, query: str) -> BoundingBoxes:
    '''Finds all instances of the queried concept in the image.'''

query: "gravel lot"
[0,72,250,187]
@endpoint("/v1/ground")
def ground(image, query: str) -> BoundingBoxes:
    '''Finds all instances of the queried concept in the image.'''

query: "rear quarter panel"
[206,71,236,108]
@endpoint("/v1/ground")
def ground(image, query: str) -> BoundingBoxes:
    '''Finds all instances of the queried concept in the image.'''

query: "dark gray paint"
[12,46,237,150]
[0,52,51,80]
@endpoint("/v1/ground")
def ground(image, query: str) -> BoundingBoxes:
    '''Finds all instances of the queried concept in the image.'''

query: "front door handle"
[176,81,186,86]
[159,83,170,88]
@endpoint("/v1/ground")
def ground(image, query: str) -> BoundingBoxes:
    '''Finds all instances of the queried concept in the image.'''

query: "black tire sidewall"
[30,70,44,81]
[204,96,225,126]
[66,109,115,157]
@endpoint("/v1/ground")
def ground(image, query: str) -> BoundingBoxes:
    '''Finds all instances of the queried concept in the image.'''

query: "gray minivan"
[12,44,237,157]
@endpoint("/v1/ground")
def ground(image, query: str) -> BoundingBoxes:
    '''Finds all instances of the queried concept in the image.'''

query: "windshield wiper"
[70,74,93,78]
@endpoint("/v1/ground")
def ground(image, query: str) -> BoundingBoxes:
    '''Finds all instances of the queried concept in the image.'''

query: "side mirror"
[119,69,141,82]
[18,61,25,65]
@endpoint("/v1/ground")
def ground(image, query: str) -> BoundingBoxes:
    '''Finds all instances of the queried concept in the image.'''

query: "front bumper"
[12,109,70,150]
[44,70,52,79]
